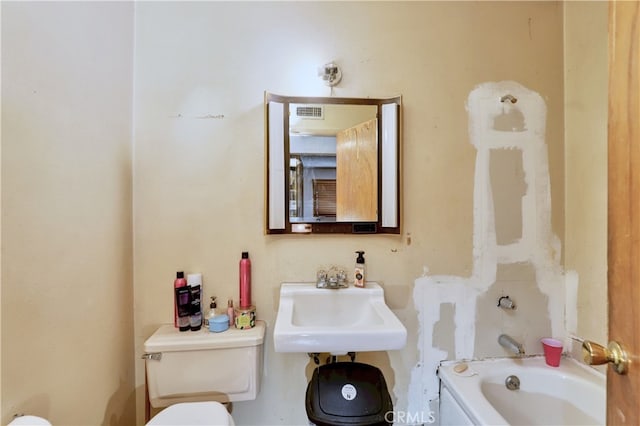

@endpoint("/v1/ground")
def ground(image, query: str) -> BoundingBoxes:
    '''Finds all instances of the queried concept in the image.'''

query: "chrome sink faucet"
[316,267,348,288]
[498,334,525,356]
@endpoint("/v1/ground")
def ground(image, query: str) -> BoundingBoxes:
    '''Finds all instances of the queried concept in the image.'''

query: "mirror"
[265,93,401,234]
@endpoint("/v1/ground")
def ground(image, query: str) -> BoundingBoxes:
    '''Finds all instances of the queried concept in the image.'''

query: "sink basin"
[273,282,407,354]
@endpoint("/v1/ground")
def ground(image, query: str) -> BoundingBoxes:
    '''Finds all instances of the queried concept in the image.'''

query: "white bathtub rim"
[439,361,509,426]
[438,356,605,426]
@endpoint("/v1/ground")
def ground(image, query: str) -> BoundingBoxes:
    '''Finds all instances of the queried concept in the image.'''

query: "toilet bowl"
[8,415,51,426]
[146,402,234,426]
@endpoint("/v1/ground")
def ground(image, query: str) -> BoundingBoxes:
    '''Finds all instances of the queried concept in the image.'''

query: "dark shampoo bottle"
[175,286,191,332]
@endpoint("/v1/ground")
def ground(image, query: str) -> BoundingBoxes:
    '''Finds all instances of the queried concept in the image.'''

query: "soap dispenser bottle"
[354,251,366,287]
[205,296,217,327]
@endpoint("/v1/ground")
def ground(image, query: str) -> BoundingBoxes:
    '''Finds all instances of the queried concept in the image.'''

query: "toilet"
[8,416,51,426]
[146,401,233,425]
[143,320,266,425]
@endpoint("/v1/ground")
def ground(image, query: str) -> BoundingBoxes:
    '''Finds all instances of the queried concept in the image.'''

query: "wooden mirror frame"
[265,92,401,234]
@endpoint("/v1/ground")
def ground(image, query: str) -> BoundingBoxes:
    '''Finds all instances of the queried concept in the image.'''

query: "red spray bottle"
[239,252,251,308]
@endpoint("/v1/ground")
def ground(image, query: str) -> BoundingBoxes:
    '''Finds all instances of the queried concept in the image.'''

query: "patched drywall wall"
[409,81,570,416]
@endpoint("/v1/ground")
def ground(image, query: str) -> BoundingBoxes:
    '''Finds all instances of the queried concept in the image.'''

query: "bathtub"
[438,356,605,425]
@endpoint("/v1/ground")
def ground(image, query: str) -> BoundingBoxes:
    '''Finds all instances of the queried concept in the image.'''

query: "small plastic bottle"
[227,299,235,326]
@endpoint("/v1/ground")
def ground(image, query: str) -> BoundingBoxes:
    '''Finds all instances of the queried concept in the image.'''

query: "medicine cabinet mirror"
[265,92,401,234]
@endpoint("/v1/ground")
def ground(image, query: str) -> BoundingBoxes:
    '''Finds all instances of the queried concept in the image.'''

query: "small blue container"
[209,314,229,333]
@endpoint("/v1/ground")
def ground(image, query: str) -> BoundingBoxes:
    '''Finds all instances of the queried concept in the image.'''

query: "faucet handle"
[497,295,516,310]
[316,269,328,288]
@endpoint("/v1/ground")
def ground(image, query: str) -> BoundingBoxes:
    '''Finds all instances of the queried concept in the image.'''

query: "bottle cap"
[242,252,249,259]
[187,273,202,287]
[176,271,185,279]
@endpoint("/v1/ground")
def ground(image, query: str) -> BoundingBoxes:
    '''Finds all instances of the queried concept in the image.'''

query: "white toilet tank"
[144,321,265,407]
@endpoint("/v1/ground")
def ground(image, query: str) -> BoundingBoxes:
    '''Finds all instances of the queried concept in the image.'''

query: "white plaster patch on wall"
[408,275,477,416]
[468,81,550,284]
[408,81,575,413]
[469,81,567,339]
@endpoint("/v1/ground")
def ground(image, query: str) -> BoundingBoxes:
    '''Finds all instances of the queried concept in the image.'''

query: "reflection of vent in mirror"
[295,105,323,119]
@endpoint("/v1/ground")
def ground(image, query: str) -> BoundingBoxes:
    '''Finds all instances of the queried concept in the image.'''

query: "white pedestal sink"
[273,282,407,354]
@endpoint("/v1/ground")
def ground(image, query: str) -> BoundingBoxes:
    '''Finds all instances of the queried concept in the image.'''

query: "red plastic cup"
[541,338,563,367]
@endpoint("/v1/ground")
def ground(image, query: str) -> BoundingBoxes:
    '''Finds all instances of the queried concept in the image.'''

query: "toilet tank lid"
[144,320,265,352]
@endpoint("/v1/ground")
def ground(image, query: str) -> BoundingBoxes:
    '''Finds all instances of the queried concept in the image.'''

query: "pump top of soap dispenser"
[355,251,365,264]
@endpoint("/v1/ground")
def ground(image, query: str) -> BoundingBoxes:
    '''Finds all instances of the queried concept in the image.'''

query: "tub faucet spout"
[498,334,525,356]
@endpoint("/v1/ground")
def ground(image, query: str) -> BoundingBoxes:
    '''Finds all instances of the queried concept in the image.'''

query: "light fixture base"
[318,62,342,87]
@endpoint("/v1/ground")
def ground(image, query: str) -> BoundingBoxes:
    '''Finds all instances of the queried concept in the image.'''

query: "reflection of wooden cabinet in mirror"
[336,118,378,221]
[265,92,401,234]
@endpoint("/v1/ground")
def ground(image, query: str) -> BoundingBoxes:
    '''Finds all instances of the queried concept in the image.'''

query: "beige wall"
[564,2,608,346]
[133,2,565,424]
[0,1,609,425]
[1,3,135,425]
